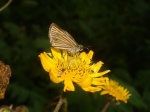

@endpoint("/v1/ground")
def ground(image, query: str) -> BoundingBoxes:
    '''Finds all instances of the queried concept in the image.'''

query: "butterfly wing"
[49,23,78,50]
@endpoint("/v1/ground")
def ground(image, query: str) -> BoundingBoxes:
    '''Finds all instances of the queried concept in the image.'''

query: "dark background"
[0,0,150,112]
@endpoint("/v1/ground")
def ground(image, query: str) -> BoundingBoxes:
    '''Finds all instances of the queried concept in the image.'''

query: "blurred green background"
[0,0,150,112]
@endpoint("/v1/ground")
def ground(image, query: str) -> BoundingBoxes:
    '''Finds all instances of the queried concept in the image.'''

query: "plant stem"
[101,101,111,112]
[0,0,12,12]
[53,92,66,112]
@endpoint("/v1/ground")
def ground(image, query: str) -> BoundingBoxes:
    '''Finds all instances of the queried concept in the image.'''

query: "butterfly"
[49,23,83,53]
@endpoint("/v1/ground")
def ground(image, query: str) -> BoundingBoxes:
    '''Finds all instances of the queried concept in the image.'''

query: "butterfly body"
[49,23,83,53]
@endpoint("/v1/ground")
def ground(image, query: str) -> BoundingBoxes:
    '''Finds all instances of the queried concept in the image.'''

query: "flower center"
[56,56,92,82]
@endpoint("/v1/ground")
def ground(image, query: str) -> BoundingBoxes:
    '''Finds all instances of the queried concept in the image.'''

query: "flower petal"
[39,52,54,72]
[87,50,93,59]
[64,79,75,92]
[91,70,110,77]
[49,69,63,83]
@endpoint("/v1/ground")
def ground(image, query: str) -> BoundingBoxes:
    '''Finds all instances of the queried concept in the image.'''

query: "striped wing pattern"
[49,23,79,50]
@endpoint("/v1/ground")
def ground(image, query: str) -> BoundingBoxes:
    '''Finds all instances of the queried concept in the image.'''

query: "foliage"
[0,0,150,111]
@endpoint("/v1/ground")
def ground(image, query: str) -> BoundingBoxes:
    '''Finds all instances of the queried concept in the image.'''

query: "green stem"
[53,92,66,112]
[0,0,12,12]
[101,101,111,112]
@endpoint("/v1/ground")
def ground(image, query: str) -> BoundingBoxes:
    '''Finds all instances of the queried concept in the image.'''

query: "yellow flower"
[100,79,131,103]
[39,47,110,92]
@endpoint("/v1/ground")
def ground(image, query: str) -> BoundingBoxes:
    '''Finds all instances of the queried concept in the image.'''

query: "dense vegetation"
[0,0,150,112]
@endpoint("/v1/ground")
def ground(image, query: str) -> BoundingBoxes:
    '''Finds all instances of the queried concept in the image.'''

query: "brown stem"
[101,101,111,112]
[0,0,12,12]
[53,92,66,112]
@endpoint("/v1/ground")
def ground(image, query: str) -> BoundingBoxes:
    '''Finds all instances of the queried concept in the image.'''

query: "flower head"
[100,79,131,103]
[0,61,11,99]
[39,48,110,92]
